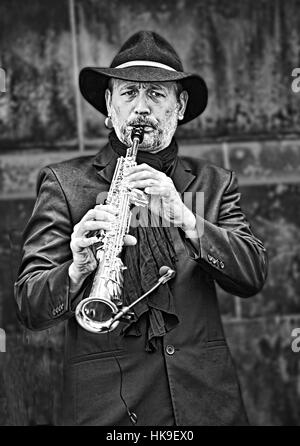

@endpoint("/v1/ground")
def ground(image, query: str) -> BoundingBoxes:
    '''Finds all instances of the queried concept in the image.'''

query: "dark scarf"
[109,131,179,352]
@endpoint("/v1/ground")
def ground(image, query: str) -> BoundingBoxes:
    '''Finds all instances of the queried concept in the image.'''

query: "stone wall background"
[0,0,300,426]
[1,0,300,147]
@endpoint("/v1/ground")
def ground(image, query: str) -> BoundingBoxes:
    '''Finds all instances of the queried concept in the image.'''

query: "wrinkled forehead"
[108,78,177,92]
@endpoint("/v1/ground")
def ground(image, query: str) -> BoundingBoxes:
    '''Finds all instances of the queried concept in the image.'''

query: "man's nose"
[134,92,150,115]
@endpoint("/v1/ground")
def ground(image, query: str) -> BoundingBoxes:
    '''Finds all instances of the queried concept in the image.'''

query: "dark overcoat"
[14,141,268,426]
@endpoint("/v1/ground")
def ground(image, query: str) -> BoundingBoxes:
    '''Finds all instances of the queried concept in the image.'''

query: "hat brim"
[79,66,208,125]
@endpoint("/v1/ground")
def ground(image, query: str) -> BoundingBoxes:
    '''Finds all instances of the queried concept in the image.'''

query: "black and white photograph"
[0,0,300,429]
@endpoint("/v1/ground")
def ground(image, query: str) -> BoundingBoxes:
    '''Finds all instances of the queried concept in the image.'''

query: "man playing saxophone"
[14,31,267,426]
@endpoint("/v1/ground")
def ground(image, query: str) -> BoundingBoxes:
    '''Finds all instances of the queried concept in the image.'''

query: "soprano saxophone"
[75,127,147,333]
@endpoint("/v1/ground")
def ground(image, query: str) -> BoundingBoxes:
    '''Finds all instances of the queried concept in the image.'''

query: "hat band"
[114,60,177,72]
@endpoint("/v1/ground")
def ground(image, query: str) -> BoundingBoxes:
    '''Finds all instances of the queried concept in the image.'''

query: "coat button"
[166,345,175,355]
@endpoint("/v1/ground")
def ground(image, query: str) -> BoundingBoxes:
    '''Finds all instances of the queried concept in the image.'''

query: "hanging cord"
[100,266,175,425]
[106,329,138,425]
[103,287,157,426]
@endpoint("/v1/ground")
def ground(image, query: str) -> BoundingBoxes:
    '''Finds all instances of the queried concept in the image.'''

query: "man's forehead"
[112,79,175,90]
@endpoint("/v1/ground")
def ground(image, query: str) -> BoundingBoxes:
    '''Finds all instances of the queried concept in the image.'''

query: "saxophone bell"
[75,296,120,333]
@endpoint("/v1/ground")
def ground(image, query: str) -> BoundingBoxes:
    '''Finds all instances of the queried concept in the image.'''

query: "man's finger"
[125,170,160,182]
[79,220,113,234]
[144,186,171,197]
[94,204,118,215]
[71,236,99,250]
[125,163,154,174]
[127,179,160,190]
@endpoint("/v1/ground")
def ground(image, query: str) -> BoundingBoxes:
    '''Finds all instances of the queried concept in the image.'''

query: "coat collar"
[92,141,196,193]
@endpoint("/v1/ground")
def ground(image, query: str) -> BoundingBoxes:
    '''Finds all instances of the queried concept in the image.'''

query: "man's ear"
[105,88,112,116]
[178,90,188,121]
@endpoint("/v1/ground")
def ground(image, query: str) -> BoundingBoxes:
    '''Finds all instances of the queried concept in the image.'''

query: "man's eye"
[122,90,136,97]
[150,90,163,98]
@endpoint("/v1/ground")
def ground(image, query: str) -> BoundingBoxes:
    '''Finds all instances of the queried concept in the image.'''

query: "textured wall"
[0,0,300,146]
[77,0,300,139]
[0,0,76,145]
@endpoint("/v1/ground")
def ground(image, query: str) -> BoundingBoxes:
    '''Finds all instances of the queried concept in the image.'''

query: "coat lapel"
[92,142,118,184]
[171,157,196,193]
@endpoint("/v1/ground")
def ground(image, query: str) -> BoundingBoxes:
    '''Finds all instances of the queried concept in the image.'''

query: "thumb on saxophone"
[124,235,137,246]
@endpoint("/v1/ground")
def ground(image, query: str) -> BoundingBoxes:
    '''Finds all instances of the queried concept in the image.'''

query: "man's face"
[105,79,188,152]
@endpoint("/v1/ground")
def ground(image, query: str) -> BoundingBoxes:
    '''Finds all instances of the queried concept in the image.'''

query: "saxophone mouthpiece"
[131,126,144,144]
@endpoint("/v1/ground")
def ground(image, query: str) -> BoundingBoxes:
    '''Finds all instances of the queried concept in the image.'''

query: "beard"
[110,106,180,153]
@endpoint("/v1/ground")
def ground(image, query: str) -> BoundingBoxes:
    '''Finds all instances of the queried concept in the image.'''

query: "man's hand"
[124,163,196,233]
[69,204,136,288]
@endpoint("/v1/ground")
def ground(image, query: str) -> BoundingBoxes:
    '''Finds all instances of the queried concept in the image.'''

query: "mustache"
[127,117,158,129]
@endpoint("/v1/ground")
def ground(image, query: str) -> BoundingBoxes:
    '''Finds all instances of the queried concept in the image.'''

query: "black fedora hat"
[79,31,208,125]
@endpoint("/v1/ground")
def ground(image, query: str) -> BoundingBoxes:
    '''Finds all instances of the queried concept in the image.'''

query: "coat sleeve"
[14,167,91,330]
[181,171,268,298]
